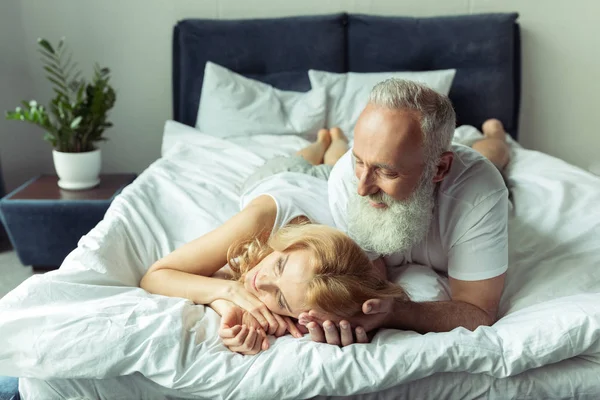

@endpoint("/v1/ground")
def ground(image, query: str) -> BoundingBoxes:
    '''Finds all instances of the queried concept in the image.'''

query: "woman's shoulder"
[240,172,333,230]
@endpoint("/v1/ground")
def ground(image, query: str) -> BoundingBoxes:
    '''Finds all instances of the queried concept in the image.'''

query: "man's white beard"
[347,166,436,256]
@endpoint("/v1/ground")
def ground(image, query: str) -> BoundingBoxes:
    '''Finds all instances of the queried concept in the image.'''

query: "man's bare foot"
[317,128,332,150]
[473,119,511,171]
[329,127,348,143]
[482,119,507,141]
[324,127,349,166]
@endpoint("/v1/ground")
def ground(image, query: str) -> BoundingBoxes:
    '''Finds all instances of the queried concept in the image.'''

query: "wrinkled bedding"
[1,128,600,399]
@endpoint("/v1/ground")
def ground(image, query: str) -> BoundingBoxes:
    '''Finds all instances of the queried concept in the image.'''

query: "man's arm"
[383,273,505,332]
[299,272,505,345]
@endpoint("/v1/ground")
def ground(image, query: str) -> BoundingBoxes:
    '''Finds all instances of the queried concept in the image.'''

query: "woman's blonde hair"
[228,223,408,318]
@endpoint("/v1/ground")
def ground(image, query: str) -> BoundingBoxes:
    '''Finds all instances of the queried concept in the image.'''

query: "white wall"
[0,1,52,192]
[1,0,598,191]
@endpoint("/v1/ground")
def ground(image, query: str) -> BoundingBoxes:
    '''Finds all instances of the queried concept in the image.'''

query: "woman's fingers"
[296,322,309,334]
[239,327,261,355]
[261,336,270,351]
[247,302,277,333]
[222,325,263,355]
[243,327,257,348]
[219,324,242,339]
[273,314,288,337]
[285,317,304,338]
[259,308,279,335]
[247,307,269,332]
[222,324,248,348]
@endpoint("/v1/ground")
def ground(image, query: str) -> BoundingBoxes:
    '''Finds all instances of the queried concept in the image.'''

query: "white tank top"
[239,172,335,233]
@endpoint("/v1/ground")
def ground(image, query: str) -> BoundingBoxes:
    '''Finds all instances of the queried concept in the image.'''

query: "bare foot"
[329,127,348,143]
[474,119,511,171]
[295,129,331,165]
[317,128,332,150]
[324,127,349,165]
[482,119,507,141]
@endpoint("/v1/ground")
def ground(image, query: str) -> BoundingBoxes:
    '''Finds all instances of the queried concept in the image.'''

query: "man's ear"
[433,151,454,183]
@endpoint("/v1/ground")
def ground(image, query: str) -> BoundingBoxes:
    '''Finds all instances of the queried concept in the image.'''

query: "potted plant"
[5,38,116,190]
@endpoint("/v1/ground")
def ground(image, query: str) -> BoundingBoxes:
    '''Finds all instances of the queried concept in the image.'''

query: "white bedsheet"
[1,130,600,399]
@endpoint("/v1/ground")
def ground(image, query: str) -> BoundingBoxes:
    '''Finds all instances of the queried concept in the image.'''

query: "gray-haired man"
[299,79,510,346]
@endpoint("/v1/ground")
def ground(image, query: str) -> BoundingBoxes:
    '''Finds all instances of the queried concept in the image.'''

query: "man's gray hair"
[368,79,456,163]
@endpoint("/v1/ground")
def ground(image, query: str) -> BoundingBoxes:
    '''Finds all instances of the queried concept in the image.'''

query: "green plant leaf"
[65,61,79,79]
[43,132,57,147]
[52,88,69,99]
[37,38,55,54]
[46,76,68,91]
[37,49,60,66]
[70,116,82,129]
[44,66,65,83]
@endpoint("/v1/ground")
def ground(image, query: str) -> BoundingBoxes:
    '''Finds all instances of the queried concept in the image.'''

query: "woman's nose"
[256,272,274,290]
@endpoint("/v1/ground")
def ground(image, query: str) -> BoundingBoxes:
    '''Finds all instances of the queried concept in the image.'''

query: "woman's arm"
[140,195,277,305]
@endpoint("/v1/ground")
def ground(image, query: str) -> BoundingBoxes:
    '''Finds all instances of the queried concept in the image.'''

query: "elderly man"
[299,79,510,346]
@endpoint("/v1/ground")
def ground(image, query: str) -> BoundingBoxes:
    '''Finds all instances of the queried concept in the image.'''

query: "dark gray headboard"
[173,12,521,138]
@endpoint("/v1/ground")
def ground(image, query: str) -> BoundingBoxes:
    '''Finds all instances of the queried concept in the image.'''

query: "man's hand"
[298,298,394,346]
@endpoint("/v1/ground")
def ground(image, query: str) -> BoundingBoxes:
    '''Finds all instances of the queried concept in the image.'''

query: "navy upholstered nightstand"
[0,173,136,270]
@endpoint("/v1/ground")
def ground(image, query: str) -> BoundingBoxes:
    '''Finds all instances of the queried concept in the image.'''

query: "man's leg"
[472,119,511,171]
[324,127,349,166]
[296,129,331,165]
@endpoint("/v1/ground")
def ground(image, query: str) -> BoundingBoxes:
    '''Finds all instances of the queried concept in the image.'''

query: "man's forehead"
[353,109,424,168]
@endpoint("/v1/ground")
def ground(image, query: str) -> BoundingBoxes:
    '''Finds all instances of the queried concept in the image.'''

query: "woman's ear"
[433,151,454,183]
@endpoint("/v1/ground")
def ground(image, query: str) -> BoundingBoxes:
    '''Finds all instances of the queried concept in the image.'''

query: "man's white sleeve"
[327,150,353,233]
[447,190,509,281]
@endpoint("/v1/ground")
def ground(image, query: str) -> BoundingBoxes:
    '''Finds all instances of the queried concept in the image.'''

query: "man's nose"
[357,168,378,197]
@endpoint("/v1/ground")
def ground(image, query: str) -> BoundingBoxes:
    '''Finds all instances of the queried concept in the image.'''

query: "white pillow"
[308,69,456,137]
[197,62,327,140]
[161,120,206,157]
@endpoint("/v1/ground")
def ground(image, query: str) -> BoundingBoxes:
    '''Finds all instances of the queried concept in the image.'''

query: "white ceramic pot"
[52,148,101,190]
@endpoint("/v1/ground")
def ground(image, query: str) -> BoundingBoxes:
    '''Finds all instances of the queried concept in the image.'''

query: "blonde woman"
[140,128,408,355]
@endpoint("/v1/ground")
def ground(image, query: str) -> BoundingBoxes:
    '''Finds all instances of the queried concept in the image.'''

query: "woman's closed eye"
[276,255,291,312]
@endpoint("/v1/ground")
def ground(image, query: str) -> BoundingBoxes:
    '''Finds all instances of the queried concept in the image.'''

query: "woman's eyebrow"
[278,254,292,313]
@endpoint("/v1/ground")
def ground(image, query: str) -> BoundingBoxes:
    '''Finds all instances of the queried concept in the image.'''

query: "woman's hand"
[224,281,282,335]
[219,305,269,355]
[217,303,305,355]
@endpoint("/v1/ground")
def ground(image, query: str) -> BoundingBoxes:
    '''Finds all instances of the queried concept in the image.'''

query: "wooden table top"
[6,174,136,201]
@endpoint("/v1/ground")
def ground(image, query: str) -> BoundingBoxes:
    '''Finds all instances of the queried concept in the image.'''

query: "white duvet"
[1,126,600,399]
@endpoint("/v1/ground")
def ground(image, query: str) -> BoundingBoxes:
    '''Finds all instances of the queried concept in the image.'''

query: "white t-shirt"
[328,144,509,281]
[239,172,335,233]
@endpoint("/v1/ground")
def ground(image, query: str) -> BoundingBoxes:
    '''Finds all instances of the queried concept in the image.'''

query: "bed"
[2,12,600,400]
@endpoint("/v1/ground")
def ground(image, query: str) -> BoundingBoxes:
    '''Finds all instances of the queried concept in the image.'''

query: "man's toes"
[482,119,506,140]
[329,127,347,142]
[317,128,332,146]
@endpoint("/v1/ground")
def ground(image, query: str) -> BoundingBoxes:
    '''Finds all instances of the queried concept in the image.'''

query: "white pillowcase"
[197,62,327,140]
[161,120,206,157]
[308,69,456,137]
